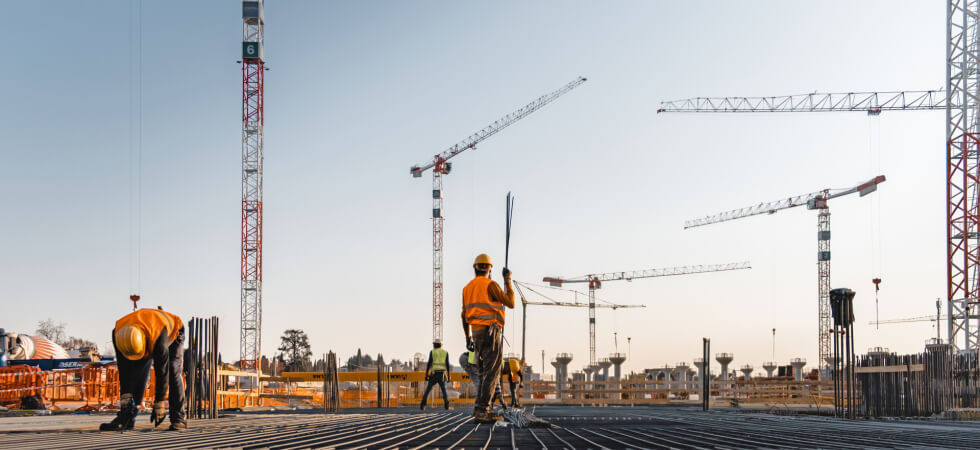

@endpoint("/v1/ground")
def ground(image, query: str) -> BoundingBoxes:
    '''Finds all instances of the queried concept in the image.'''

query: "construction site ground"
[3,405,980,449]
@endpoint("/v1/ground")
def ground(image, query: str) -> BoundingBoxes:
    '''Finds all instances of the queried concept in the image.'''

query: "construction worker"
[458,350,480,398]
[502,357,523,407]
[100,307,186,431]
[420,340,451,410]
[461,253,514,423]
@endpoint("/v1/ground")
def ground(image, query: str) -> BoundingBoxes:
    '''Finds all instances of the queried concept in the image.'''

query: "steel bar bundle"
[186,316,219,420]
[830,288,856,418]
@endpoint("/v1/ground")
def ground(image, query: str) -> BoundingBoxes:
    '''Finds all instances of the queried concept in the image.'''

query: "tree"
[35,318,67,346]
[277,329,312,371]
[62,336,96,351]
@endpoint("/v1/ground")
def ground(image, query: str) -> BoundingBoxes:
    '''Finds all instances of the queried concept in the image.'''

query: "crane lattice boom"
[657,90,944,114]
[543,262,751,366]
[870,315,948,325]
[685,175,886,229]
[544,261,751,287]
[410,76,587,177]
[524,300,644,309]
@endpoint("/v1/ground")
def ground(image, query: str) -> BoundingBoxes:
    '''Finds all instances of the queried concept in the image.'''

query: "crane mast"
[410,77,587,342]
[685,176,884,374]
[240,0,264,372]
[544,262,751,366]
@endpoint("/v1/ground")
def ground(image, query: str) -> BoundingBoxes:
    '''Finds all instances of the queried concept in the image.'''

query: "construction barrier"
[0,365,45,405]
[0,362,170,410]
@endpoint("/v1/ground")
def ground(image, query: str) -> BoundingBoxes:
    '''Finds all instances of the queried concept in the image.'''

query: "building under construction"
[8,0,980,447]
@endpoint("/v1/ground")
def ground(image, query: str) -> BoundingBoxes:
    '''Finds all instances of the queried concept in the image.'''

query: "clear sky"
[2,1,944,376]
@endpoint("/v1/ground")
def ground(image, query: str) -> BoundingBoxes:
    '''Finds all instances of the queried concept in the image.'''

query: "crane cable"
[128,0,143,310]
[869,114,883,328]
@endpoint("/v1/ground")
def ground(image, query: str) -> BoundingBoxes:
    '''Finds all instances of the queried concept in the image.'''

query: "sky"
[1,1,946,377]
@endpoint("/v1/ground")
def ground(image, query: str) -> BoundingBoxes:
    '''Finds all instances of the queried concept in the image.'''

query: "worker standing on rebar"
[100,307,186,431]
[458,350,480,399]
[420,340,451,410]
[502,357,523,407]
[461,253,514,423]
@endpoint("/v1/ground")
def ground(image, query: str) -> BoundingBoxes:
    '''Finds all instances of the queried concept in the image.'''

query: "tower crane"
[685,175,885,373]
[657,2,977,352]
[542,262,751,366]
[409,76,587,342]
[512,281,645,373]
[870,299,945,342]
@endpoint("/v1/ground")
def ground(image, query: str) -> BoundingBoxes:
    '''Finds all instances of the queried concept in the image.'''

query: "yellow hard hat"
[115,325,145,360]
[474,253,492,266]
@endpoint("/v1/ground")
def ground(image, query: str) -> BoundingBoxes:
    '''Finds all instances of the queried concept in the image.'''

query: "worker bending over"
[461,253,514,423]
[420,340,451,410]
[502,357,523,407]
[100,307,186,431]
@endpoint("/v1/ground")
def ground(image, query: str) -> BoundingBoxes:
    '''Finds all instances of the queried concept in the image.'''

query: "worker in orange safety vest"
[461,253,514,423]
[100,307,186,431]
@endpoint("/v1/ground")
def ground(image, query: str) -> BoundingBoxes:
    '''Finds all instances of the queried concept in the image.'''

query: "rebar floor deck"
[3,406,980,449]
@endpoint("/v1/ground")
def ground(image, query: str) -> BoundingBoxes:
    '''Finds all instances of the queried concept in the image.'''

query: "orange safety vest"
[115,309,183,359]
[463,276,505,327]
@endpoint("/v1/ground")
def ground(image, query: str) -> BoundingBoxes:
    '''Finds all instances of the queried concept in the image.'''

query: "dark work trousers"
[116,327,186,424]
[507,376,521,406]
[473,325,503,413]
[420,371,449,408]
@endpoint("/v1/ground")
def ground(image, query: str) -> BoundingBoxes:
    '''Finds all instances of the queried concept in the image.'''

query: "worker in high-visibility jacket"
[100,307,186,431]
[420,340,451,410]
[461,253,514,423]
[501,357,524,407]
[458,350,480,398]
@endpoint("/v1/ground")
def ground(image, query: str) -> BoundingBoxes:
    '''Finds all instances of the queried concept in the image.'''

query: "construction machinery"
[542,262,751,366]
[657,2,979,354]
[871,299,946,342]
[685,175,885,373]
[409,77,587,342]
[513,281,644,370]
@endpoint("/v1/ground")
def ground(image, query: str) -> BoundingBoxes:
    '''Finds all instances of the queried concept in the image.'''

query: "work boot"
[99,415,135,432]
[99,395,137,432]
[419,402,426,411]
[167,421,187,431]
[473,409,503,424]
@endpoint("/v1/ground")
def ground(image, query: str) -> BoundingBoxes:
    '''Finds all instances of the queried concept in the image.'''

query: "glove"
[424,373,430,382]
[466,337,475,352]
[150,401,167,427]
[502,267,511,279]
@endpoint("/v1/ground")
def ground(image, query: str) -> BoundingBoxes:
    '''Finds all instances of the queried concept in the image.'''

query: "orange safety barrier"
[0,365,45,406]
[0,362,180,410]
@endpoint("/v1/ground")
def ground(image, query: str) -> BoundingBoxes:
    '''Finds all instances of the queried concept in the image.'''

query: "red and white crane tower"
[684,176,885,373]
[410,76,587,342]
[658,1,978,353]
[240,0,265,371]
[543,262,751,367]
